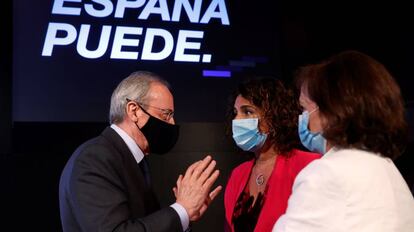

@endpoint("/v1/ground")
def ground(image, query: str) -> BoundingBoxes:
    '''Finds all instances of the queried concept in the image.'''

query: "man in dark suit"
[59,71,222,232]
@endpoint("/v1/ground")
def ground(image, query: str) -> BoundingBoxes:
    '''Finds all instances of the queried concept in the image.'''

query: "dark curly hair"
[296,50,408,159]
[226,77,301,155]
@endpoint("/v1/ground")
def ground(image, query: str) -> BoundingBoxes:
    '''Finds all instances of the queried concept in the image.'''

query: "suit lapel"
[101,127,160,215]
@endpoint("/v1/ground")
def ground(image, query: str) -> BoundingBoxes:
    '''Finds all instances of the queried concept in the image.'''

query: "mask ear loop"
[308,106,319,115]
[126,98,151,132]
[137,104,151,117]
[126,98,152,117]
[257,116,271,154]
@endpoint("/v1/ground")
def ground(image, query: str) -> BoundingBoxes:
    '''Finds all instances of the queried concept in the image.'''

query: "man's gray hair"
[109,71,170,124]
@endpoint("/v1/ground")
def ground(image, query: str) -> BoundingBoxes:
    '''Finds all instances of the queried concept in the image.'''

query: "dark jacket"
[59,127,182,232]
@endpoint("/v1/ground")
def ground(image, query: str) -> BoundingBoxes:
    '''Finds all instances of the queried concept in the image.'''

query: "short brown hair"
[227,77,301,155]
[296,50,408,159]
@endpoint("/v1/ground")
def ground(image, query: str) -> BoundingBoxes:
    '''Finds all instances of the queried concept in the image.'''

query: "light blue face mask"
[232,118,268,152]
[298,109,327,154]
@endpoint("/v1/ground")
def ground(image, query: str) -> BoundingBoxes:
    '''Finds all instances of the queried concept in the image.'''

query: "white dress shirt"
[273,148,414,232]
[110,124,190,231]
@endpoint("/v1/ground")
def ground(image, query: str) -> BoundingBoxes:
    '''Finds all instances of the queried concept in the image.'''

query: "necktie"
[139,157,151,186]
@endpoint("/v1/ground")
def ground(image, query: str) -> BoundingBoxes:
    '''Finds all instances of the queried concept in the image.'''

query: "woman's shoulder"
[322,148,392,173]
[231,159,254,175]
[295,148,377,179]
[227,159,255,183]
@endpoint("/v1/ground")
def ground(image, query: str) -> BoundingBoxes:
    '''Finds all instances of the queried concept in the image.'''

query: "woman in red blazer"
[225,78,320,232]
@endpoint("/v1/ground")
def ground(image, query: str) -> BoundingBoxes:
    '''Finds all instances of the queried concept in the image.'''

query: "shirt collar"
[323,146,338,158]
[110,124,144,164]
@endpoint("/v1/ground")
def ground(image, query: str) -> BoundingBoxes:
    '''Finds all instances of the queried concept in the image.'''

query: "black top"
[232,186,266,232]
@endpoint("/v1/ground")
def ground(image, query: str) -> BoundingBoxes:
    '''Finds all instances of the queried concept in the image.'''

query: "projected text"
[42,0,229,63]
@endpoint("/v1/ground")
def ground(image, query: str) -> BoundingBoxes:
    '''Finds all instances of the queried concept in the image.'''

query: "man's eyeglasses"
[126,99,174,121]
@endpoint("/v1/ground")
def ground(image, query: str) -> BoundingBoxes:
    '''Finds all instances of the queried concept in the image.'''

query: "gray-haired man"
[59,71,221,232]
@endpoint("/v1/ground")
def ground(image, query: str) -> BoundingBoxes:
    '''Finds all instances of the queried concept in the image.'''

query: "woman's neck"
[255,145,278,163]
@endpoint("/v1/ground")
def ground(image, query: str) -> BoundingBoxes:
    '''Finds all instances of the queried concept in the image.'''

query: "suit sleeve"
[66,146,182,232]
[272,160,346,232]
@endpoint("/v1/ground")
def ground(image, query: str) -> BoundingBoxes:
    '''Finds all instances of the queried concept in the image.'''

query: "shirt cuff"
[170,203,190,231]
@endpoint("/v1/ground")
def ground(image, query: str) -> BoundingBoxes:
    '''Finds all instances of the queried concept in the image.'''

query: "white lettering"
[139,0,170,21]
[110,26,143,59]
[174,30,203,62]
[171,0,202,23]
[84,0,113,18]
[52,0,81,15]
[141,28,174,60]
[42,22,78,56]
[200,0,229,25]
[114,0,145,18]
[77,24,112,59]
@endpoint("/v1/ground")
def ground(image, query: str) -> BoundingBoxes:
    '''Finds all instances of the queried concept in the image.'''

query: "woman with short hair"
[273,50,414,232]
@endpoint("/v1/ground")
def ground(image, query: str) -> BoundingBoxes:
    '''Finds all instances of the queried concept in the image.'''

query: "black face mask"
[140,112,180,155]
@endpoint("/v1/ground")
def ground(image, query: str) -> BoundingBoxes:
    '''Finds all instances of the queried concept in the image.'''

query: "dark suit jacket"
[59,127,183,232]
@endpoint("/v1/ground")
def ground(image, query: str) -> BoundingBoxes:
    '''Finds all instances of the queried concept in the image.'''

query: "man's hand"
[173,156,222,221]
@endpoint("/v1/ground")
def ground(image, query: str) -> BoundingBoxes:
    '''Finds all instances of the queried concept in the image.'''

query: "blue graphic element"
[202,55,269,78]
[202,70,231,78]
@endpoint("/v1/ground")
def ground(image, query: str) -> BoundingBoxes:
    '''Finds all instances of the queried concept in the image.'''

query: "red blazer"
[224,149,320,232]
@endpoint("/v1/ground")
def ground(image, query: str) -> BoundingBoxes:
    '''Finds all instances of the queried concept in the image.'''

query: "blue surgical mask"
[298,109,327,154]
[232,118,267,152]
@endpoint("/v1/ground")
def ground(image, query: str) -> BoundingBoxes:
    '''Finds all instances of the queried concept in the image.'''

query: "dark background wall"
[0,0,12,155]
[3,1,414,231]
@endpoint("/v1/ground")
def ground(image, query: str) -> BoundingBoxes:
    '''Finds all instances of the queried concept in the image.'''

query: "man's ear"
[126,101,143,123]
